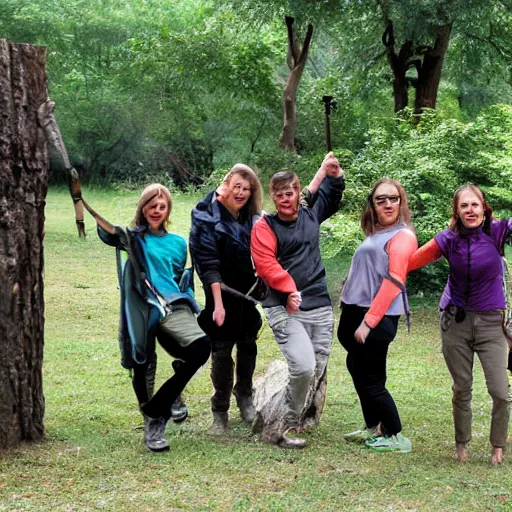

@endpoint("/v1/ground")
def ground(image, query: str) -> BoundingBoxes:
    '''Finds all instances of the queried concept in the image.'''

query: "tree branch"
[461,31,512,59]
[297,23,314,65]
[285,16,298,68]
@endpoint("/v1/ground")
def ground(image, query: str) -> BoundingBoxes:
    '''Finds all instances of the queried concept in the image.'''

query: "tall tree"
[279,16,313,152]
[378,0,453,114]
[0,39,47,448]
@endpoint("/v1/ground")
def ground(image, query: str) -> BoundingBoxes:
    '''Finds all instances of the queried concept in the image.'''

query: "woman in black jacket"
[190,164,263,434]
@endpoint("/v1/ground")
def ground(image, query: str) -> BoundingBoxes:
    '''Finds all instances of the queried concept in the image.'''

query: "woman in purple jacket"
[409,184,511,465]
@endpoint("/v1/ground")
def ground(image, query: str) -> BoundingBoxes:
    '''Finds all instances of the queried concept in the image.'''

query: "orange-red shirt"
[364,229,418,328]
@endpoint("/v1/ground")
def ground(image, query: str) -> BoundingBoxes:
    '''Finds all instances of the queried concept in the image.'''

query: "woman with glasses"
[338,178,417,453]
[409,184,511,465]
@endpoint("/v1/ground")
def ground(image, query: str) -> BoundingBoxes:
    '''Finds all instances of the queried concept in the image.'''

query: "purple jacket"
[435,218,512,311]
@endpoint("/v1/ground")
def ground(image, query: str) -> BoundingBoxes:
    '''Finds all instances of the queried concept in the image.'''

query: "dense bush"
[324,105,512,295]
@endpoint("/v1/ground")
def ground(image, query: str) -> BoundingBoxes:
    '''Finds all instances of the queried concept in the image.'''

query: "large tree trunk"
[278,17,313,153]
[414,25,452,113]
[0,40,48,449]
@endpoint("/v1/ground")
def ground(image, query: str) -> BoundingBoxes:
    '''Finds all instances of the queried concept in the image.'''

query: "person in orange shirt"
[338,178,417,452]
[251,152,344,448]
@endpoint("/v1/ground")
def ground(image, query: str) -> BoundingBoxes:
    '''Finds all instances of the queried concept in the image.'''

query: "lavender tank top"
[342,225,410,315]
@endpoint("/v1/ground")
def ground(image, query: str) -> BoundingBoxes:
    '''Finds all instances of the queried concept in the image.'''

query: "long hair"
[222,163,263,217]
[361,177,411,236]
[449,184,493,234]
[132,183,172,230]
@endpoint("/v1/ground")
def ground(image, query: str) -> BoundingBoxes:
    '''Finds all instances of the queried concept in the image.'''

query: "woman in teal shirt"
[77,184,211,452]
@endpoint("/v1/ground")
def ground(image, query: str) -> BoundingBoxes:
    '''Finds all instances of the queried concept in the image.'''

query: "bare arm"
[80,197,116,234]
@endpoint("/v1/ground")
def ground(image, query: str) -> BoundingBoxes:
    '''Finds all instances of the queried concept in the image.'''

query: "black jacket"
[189,190,261,340]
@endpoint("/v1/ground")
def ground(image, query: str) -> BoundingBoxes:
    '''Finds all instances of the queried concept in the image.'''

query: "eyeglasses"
[373,195,400,206]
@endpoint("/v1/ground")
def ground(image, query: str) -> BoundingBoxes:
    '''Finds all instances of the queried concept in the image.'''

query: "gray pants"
[440,309,511,448]
[264,305,334,426]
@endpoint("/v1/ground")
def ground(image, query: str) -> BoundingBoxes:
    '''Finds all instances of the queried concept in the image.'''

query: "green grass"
[1,187,512,511]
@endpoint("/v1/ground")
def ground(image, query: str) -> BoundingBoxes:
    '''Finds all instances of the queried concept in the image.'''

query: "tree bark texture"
[414,25,452,114]
[252,360,327,444]
[0,39,48,449]
[278,17,313,153]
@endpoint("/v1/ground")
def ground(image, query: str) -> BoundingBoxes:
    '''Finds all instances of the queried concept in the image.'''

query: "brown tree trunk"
[278,17,313,153]
[0,39,48,449]
[414,25,452,114]
[382,22,414,112]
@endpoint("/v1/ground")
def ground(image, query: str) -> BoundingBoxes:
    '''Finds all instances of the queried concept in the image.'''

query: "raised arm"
[306,151,343,195]
[80,197,115,234]
[302,152,345,222]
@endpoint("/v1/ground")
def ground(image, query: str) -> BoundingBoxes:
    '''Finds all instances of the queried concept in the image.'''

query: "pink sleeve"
[250,218,297,294]
[364,230,418,329]
[408,238,442,272]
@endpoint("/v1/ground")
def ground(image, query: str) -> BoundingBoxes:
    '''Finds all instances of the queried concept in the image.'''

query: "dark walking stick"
[322,95,336,152]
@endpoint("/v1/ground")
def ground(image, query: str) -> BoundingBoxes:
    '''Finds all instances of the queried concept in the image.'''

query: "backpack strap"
[386,272,411,333]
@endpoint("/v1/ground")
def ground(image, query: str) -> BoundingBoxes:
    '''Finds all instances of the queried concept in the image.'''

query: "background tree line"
[2,0,512,292]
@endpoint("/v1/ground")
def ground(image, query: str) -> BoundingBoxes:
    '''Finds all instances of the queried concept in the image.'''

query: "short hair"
[132,183,172,230]
[360,177,412,236]
[222,163,262,217]
[269,170,301,196]
[449,184,493,234]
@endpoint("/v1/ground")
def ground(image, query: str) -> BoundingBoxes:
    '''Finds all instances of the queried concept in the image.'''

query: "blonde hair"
[360,177,411,236]
[132,183,172,230]
[222,163,263,217]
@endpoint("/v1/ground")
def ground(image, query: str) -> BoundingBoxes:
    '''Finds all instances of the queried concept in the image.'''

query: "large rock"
[252,360,327,444]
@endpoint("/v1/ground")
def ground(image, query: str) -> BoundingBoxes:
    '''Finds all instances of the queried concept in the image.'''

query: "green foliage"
[3,188,512,511]
[325,105,512,294]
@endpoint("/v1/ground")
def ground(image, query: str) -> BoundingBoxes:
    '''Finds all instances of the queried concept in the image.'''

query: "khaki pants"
[440,309,511,448]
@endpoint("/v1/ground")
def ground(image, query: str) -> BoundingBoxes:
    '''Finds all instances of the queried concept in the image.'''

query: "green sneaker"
[365,432,412,453]
[344,426,378,444]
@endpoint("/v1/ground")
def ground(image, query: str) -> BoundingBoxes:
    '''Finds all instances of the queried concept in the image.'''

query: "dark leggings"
[135,333,211,421]
[337,304,402,436]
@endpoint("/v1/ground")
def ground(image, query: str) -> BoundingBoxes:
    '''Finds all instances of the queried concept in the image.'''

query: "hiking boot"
[143,414,169,452]
[206,412,228,435]
[344,426,379,444]
[170,395,188,423]
[236,394,256,424]
[365,432,412,453]
[278,428,307,449]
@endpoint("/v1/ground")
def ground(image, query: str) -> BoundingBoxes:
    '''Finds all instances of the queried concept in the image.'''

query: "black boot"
[142,414,169,452]
[235,393,256,424]
[170,395,188,423]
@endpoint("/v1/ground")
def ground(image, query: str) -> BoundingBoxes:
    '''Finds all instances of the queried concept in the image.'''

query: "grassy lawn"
[1,187,512,511]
